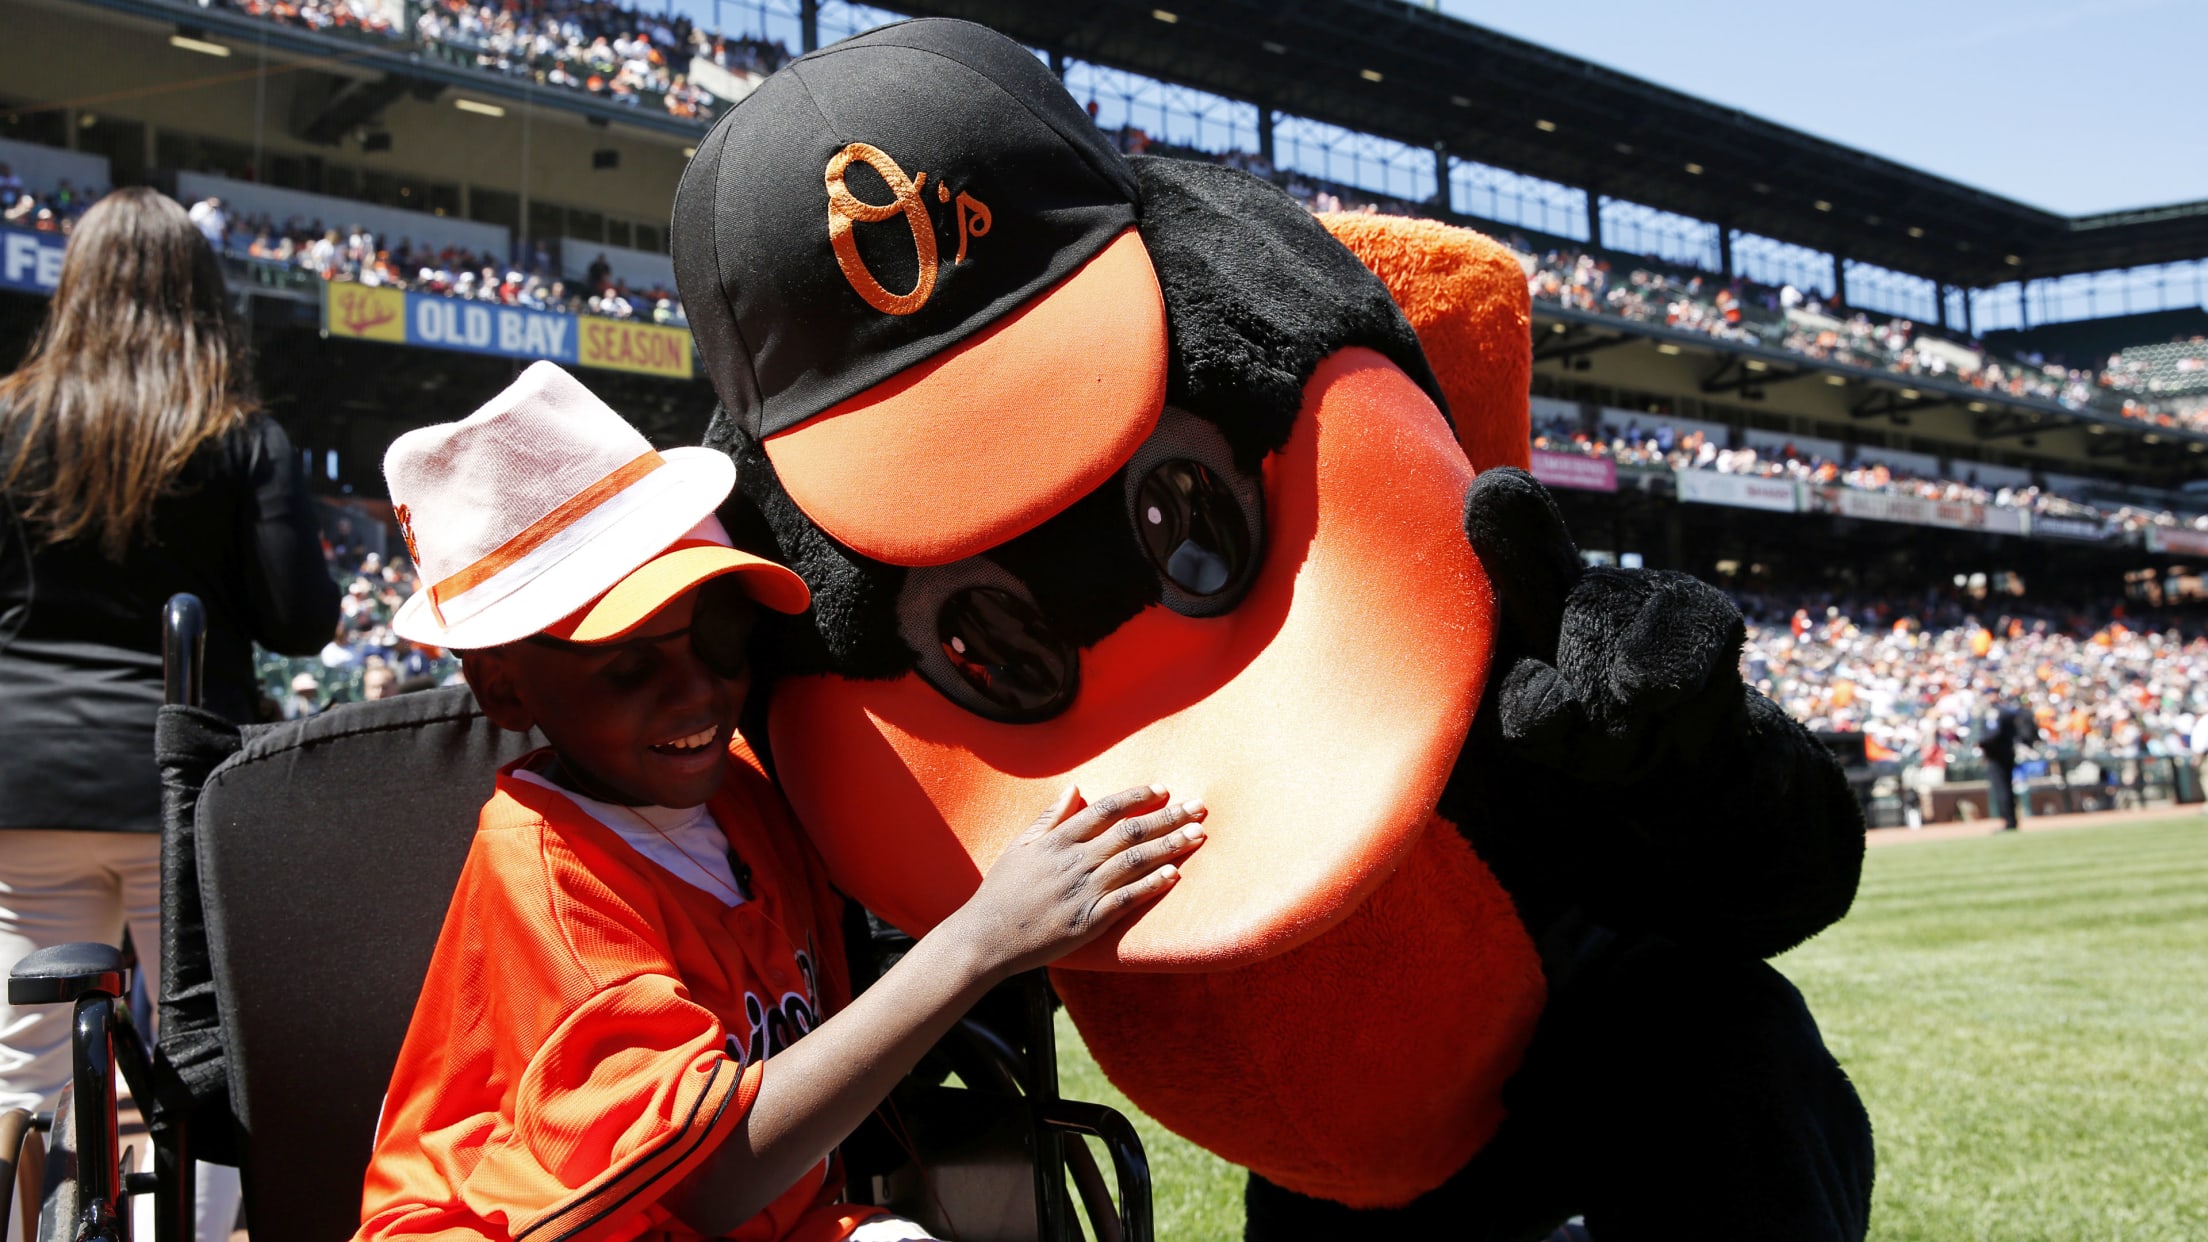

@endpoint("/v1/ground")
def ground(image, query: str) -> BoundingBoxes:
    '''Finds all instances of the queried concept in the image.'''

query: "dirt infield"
[1867,803,2204,846]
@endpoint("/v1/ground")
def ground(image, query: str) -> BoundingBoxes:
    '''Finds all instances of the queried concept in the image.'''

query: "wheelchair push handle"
[6,943,124,1008]
[163,594,206,710]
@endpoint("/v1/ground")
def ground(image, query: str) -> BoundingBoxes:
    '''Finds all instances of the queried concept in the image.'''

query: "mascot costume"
[669,19,1873,1241]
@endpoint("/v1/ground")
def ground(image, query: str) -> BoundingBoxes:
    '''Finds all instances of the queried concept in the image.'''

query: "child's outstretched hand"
[945,784,1207,980]
[667,783,1204,1235]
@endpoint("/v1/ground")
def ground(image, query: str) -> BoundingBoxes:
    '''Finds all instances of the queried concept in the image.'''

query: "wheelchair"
[4,594,1152,1242]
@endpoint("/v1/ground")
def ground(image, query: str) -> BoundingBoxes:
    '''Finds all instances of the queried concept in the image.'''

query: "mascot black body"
[671,19,1873,1240]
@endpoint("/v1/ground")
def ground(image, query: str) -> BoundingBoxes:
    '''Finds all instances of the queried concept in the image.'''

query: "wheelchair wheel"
[33,1084,79,1242]
[3,1107,48,1242]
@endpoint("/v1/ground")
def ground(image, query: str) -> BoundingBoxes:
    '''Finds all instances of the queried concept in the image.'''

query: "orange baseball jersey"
[355,738,884,1242]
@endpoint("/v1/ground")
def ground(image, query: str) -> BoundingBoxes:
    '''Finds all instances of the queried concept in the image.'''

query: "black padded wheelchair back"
[162,687,542,1242]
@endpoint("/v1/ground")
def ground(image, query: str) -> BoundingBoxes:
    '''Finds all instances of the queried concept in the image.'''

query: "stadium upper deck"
[3,0,2203,494]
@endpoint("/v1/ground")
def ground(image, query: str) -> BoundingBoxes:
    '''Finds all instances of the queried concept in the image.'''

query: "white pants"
[0,830,241,1242]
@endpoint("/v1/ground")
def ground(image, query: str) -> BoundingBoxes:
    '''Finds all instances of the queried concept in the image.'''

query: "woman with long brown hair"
[0,188,336,1236]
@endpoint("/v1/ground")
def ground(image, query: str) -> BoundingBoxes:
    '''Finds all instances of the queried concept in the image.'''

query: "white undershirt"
[510,768,746,906]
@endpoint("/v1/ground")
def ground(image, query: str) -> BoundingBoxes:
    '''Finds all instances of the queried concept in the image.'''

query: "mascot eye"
[897,558,1079,723]
[936,588,1077,719]
[1137,460,1252,597]
[1123,407,1265,617]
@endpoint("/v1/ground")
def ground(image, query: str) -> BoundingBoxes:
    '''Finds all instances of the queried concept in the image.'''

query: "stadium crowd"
[1523,247,2122,411]
[209,0,790,120]
[1081,134,2205,435]
[1738,593,2208,785]
[256,537,459,719]
[1532,412,2208,538]
[0,164,99,234]
[185,195,688,323]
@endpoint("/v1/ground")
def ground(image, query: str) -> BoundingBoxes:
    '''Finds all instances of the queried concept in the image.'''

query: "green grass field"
[1055,815,2208,1240]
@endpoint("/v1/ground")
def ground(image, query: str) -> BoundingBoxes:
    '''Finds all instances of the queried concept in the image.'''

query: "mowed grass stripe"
[1782,815,2208,1241]
[1051,816,2208,1240]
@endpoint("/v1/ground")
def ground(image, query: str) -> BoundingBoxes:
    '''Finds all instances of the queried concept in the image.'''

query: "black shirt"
[0,415,339,832]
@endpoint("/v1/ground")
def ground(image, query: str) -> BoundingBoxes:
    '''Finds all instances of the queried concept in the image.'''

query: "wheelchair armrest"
[8,943,125,1006]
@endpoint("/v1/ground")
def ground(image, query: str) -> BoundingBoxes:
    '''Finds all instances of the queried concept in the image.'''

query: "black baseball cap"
[671,18,1169,567]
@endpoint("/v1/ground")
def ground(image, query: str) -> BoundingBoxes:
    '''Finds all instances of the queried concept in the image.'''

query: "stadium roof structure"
[893,0,2208,290]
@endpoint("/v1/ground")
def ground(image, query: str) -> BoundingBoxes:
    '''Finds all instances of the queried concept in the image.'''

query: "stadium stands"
[1741,597,2208,820]
[202,0,788,121]
[1084,127,2204,433]
[1532,409,2208,542]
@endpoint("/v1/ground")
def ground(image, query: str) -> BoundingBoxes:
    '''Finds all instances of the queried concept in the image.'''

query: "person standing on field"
[1978,694,2039,831]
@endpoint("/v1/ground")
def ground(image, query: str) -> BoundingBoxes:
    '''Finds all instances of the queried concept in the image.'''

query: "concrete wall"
[563,238,676,292]
[176,170,509,257]
[0,136,110,195]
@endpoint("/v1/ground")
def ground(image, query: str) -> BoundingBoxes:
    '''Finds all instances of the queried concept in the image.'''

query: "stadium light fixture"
[170,33,230,57]
[455,99,507,118]
[2004,254,2023,266]
[1907,226,1926,238]
[1656,343,1682,355]
[1360,68,1384,82]
[1824,375,1846,387]
[1534,118,1557,132]
[1683,162,1703,175]
[1813,200,1832,212]
[1151,8,1178,23]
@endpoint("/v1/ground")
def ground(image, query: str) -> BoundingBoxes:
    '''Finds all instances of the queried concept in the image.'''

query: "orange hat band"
[427,450,664,623]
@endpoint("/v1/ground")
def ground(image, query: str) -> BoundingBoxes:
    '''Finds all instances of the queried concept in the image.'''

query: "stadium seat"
[8,595,1150,1242]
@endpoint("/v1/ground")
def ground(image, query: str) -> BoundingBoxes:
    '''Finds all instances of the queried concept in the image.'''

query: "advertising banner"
[2146,526,2208,557]
[1529,449,1617,493]
[0,226,66,296]
[323,282,693,379]
[578,316,693,379]
[324,283,407,344]
[2031,514,2113,542]
[1808,486,2028,535]
[1673,470,1799,513]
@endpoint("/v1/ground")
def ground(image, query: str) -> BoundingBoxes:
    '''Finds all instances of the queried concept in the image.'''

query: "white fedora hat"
[385,361,804,650]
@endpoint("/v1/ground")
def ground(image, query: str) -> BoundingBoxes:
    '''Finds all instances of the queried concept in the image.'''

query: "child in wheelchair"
[358,363,1206,1242]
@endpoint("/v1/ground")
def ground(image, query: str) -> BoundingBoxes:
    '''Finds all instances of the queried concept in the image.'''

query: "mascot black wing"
[672,19,1873,1241]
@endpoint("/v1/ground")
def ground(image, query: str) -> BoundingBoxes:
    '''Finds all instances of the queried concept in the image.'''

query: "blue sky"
[1439,0,2207,217]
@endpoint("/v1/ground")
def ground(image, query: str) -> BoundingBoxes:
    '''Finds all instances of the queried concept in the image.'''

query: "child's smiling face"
[465,585,758,808]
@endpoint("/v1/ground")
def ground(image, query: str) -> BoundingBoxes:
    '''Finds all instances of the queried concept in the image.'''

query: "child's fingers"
[1093,860,1184,920]
[1088,796,1206,858]
[1094,814,1206,889]
[1057,783,1172,842]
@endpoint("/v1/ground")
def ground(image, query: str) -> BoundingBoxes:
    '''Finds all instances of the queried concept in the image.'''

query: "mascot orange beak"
[766,233,1497,970]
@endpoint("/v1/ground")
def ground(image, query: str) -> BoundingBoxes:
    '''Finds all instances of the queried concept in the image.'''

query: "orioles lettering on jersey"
[727,945,821,1067]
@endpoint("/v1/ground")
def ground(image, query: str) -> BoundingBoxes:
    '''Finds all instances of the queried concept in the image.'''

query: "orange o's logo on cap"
[826,143,938,316]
